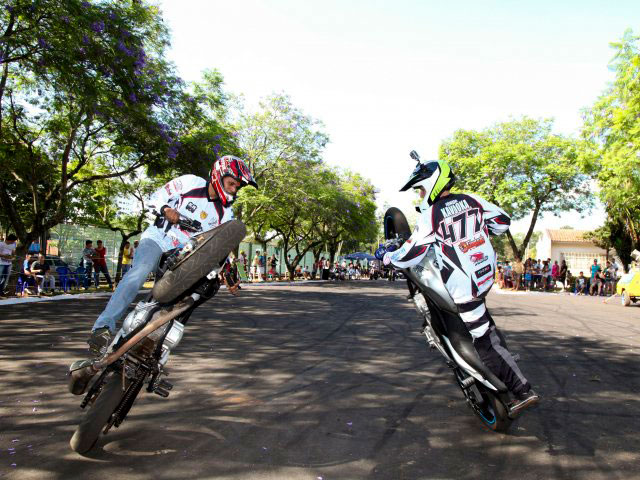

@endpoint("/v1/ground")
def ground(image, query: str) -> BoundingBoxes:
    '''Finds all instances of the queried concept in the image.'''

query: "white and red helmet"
[209,155,257,206]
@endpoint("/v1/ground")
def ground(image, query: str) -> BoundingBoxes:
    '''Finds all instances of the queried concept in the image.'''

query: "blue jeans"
[0,264,10,293]
[92,239,163,333]
[121,264,132,276]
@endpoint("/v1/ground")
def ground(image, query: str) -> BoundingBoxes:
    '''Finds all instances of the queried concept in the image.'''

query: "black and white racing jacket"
[388,193,510,304]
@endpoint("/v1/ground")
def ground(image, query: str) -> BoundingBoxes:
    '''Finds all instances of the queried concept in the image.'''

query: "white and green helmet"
[400,157,455,209]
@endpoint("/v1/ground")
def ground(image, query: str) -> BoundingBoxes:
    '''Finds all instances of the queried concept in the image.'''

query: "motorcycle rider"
[85,155,257,358]
[383,158,539,415]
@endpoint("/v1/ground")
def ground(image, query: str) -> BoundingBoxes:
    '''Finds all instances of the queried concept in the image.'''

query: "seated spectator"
[302,265,310,280]
[590,270,606,296]
[575,271,588,295]
[31,254,55,294]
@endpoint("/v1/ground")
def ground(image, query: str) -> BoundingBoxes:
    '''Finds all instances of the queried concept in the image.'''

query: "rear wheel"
[70,373,127,454]
[153,220,247,304]
[456,371,512,433]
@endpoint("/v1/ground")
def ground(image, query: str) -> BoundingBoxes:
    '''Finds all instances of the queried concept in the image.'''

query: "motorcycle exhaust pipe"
[69,298,194,394]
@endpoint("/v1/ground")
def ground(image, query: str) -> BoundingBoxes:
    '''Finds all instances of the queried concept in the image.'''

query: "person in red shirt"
[93,240,113,290]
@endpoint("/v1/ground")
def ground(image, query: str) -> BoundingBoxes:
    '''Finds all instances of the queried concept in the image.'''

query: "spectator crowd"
[497,257,621,296]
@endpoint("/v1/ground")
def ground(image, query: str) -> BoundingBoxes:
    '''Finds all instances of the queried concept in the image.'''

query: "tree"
[582,29,640,261]
[236,158,327,278]
[313,168,378,264]
[231,93,329,250]
[439,117,594,261]
[0,0,184,255]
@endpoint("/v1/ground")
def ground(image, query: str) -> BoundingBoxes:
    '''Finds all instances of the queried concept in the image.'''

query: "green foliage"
[0,0,184,253]
[439,117,593,260]
[583,29,640,259]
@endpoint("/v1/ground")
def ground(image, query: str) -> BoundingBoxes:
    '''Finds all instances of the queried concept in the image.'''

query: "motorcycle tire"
[383,207,412,240]
[70,373,127,454]
[472,385,512,433]
[152,220,247,304]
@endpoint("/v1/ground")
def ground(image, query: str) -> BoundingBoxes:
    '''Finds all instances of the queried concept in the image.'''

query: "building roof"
[546,229,592,243]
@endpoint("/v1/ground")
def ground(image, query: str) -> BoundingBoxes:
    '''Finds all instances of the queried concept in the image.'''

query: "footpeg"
[154,387,170,398]
[460,376,475,389]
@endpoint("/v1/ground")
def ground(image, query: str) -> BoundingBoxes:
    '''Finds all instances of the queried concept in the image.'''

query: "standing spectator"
[541,260,550,291]
[496,266,505,288]
[503,261,513,289]
[523,259,533,291]
[130,240,139,265]
[575,271,588,295]
[31,254,55,294]
[605,260,618,295]
[0,234,17,295]
[589,259,602,294]
[312,258,318,279]
[533,259,542,290]
[252,251,261,281]
[513,259,524,291]
[81,240,97,290]
[558,260,568,291]
[269,254,278,280]
[551,260,560,290]
[93,240,113,290]
[121,241,133,278]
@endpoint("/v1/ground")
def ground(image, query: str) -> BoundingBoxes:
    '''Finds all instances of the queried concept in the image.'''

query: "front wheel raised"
[153,220,247,304]
[70,373,126,454]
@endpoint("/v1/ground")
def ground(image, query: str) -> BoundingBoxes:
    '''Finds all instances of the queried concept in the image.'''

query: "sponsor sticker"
[173,179,182,191]
[475,264,492,278]
[459,236,485,253]
[469,252,488,265]
[200,211,208,220]
[164,184,172,195]
[186,202,197,213]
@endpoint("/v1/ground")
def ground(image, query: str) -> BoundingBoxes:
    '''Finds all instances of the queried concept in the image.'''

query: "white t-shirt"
[0,241,16,266]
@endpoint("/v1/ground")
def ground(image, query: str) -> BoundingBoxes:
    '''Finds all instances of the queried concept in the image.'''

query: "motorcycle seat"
[439,309,508,393]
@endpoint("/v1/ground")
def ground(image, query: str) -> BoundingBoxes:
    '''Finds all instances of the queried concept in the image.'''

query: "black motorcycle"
[68,217,246,453]
[383,207,516,432]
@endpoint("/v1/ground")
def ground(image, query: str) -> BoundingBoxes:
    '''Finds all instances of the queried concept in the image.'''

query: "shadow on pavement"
[0,282,638,479]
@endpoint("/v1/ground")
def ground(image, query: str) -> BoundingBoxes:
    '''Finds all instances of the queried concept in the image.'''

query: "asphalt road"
[0,282,639,480]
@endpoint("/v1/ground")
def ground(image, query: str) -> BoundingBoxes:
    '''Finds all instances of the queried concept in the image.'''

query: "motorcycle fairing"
[406,250,508,393]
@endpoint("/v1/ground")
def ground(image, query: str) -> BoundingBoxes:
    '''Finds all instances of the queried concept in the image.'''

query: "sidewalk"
[0,279,329,306]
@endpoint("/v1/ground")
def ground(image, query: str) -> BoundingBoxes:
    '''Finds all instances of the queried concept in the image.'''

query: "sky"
[155,0,637,233]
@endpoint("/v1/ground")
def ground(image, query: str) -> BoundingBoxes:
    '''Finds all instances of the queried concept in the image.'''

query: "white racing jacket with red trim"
[387,193,510,304]
[141,174,234,252]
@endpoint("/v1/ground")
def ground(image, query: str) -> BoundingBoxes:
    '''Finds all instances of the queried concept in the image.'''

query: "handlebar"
[150,209,203,233]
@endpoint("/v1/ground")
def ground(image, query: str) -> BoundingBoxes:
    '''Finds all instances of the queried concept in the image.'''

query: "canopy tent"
[343,252,377,261]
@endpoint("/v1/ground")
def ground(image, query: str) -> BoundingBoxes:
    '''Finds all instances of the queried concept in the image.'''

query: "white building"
[534,229,619,276]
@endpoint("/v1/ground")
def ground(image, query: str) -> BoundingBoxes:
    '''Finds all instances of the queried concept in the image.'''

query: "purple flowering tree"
[0,0,188,256]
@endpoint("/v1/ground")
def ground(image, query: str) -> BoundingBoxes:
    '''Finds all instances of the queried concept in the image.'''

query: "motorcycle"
[68,216,246,453]
[381,207,517,432]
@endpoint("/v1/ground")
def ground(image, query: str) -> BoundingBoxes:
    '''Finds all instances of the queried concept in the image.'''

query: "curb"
[0,280,330,305]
